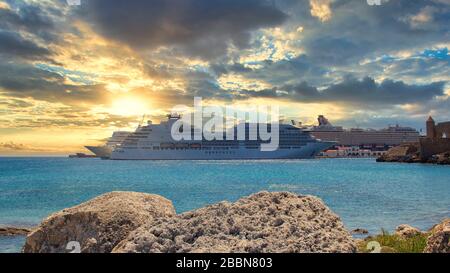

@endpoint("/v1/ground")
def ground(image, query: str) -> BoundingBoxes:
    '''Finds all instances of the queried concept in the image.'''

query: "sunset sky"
[0,0,449,155]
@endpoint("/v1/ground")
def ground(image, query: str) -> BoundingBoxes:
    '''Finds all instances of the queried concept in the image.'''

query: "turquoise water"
[0,157,449,253]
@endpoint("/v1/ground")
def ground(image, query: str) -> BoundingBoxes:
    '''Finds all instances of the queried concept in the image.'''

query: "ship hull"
[85,146,112,159]
[110,142,333,160]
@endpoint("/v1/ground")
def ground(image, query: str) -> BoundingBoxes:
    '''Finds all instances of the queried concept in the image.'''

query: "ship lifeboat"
[190,143,202,149]
[175,143,189,149]
[160,143,175,149]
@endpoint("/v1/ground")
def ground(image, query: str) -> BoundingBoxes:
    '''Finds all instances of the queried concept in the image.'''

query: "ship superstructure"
[110,115,334,160]
[309,115,420,147]
[85,131,131,158]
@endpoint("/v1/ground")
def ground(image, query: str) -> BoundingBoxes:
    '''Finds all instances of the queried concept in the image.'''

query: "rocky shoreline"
[377,143,450,165]
[2,191,449,253]
[0,227,32,237]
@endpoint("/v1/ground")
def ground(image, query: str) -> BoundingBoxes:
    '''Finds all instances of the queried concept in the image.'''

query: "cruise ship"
[85,131,131,158]
[110,115,334,160]
[309,115,420,147]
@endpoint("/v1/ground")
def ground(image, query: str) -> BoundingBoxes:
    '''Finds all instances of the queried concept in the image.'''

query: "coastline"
[377,142,450,165]
[3,191,448,253]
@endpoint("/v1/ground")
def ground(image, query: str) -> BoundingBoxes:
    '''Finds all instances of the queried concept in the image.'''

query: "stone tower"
[426,116,436,139]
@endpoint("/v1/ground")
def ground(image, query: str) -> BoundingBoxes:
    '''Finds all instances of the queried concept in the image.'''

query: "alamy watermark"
[66,0,81,6]
[169,97,280,152]
[367,0,382,6]
[366,241,382,253]
[66,241,81,253]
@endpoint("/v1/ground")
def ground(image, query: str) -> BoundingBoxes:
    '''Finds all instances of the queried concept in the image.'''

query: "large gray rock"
[424,218,450,253]
[23,192,176,253]
[113,192,357,253]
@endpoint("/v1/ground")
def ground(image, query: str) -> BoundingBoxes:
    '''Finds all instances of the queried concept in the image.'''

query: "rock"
[23,192,176,253]
[424,218,450,253]
[351,228,369,235]
[395,225,422,238]
[377,143,419,163]
[0,227,32,236]
[434,152,450,165]
[114,192,357,253]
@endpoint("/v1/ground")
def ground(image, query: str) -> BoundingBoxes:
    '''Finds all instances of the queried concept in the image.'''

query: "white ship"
[110,115,334,160]
[309,115,420,147]
[85,131,131,158]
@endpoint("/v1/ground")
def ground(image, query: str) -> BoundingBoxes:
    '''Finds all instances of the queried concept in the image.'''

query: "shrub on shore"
[358,229,428,253]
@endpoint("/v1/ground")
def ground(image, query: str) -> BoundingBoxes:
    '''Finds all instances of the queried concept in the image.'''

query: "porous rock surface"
[113,192,357,253]
[424,218,450,253]
[23,192,176,253]
[395,224,422,238]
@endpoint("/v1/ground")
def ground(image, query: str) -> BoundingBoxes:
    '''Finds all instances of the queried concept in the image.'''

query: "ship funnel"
[318,115,332,126]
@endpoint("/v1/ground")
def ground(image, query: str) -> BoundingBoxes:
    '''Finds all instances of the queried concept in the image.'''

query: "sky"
[0,0,449,155]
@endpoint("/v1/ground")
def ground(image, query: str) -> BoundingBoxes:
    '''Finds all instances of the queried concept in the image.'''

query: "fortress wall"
[419,138,450,159]
[436,122,450,138]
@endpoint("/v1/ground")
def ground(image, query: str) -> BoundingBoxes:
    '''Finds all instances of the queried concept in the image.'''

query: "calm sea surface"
[0,157,449,253]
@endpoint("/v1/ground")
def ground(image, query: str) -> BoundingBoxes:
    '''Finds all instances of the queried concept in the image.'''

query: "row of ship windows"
[126,137,310,142]
[205,151,236,155]
[121,146,306,150]
[130,134,308,138]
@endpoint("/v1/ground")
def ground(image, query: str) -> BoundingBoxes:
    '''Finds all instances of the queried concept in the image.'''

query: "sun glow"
[109,97,149,116]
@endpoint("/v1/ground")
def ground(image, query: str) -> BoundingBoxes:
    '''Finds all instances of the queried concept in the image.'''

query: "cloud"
[21,114,139,129]
[0,1,10,9]
[0,62,111,105]
[238,77,446,106]
[0,141,46,151]
[309,0,333,22]
[403,5,437,29]
[0,2,57,42]
[0,98,33,108]
[79,0,287,59]
[0,0,449,137]
[0,30,51,60]
[289,0,450,67]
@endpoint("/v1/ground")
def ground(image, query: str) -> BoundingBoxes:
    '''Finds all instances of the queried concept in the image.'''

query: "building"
[426,116,450,139]
[309,116,420,149]
[421,116,450,159]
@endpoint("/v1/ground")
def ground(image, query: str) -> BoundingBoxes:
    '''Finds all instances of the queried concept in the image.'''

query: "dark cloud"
[0,2,64,64]
[80,0,287,59]
[0,0,449,132]
[217,55,331,87]
[238,77,446,106]
[0,30,51,60]
[0,2,57,42]
[298,0,450,66]
[381,56,450,83]
[0,62,111,105]
[210,62,253,77]
[317,77,445,105]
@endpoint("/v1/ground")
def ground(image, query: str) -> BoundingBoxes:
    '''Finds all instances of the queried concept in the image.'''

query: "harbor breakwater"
[5,191,447,253]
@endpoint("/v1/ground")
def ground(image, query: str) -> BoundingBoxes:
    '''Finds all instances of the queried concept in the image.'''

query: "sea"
[0,157,449,253]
